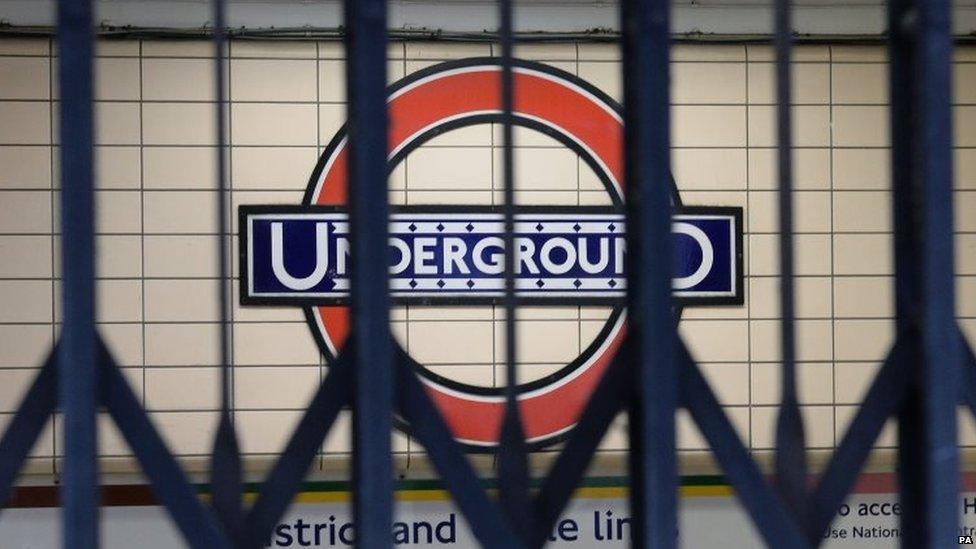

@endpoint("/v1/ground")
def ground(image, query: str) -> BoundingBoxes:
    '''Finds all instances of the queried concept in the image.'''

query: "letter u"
[271,222,330,290]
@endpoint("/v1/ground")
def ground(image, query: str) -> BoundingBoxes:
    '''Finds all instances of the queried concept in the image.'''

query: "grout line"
[139,39,148,414]
[47,35,57,479]
[745,44,754,452]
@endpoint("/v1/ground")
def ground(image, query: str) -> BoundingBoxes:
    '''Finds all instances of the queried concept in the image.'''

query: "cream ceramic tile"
[100,323,143,367]
[95,190,141,233]
[958,234,976,275]
[145,323,220,367]
[673,106,747,147]
[832,63,888,104]
[747,45,829,63]
[493,320,579,364]
[0,57,49,100]
[830,46,885,63]
[746,63,829,104]
[751,362,833,405]
[424,364,494,387]
[679,319,749,362]
[577,43,619,61]
[142,58,216,101]
[96,40,139,57]
[510,43,577,61]
[750,319,833,362]
[232,59,317,102]
[152,411,219,455]
[672,62,745,104]
[747,191,830,233]
[142,40,213,58]
[956,191,976,232]
[496,363,566,385]
[232,103,317,146]
[834,276,893,318]
[143,191,217,234]
[234,322,319,366]
[832,149,890,190]
[0,414,53,458]
[833,191,891,233]
[0,146,51,188]
[747,148,831,190]
[834,362,880,405]
[95,280,142,322]
[956,106,976,146]
[145,368,220,411]
[0,280,51,322]
[317,42,404,60]
[143,103,216,145]
[317,59,405,102]
[232,41,317,59]
[406,147,491,190]
[955,64,976,104]
[0,235,51,277]
[232,147,317,190]
[235,366,319,409]
[748,234,831,276]
[0,38,50,56]
[0,102,50,144]
[230,191,304,233]
[671,149,747,190]
[576,62,620,102]
[94,102,140,145]
[679,408,750,451]
[673,45,745,62]
[833,234,892,275]
[833,106,890,147]
[145,279,219,321]
[144,235,219,278]
[752,406,834,449]
[834,319,895,362]
[0,325,52,367]
[95,235,142,278]
[577,191,613,206]
[699,362,750,405]
[405,42,491,60]
[318,103,345,142]
[94,57,139,101]
[407,306,493,321]
[748,276,832,318]
[144,147,217,189]
[0,191,50,233]
[748,105,830,147]
[959,277,976,317]
[237,410,306,454]
[96,146,140,189]
[408,320,494,364]
[836,407,896,448]
[0,369,42,412]
[233,289,306,323]
[492,147,577,191]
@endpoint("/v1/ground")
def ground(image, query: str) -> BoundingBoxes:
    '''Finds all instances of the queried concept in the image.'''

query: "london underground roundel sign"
[239,58,743,448]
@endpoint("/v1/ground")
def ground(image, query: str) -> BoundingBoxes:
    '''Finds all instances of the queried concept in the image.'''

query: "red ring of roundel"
[305,59,629,447]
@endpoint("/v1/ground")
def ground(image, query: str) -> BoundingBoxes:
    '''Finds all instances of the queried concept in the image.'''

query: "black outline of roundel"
[296,57,694,450]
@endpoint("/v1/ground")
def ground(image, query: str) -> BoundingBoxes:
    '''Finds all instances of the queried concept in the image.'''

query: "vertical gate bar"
[621,0,677,547]
[772,0,807,524]
[344,0,393,546]
[57,0,99,546]
[497,0,531,541]
[916,0,960,544]
[888,0,926,543]
[209,0,244,542]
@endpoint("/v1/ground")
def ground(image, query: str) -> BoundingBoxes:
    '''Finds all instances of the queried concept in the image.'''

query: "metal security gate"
[0,0,973,547]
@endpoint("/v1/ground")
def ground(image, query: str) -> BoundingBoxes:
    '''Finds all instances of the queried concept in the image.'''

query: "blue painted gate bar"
[240,206,743,304]
[0,0,972,547]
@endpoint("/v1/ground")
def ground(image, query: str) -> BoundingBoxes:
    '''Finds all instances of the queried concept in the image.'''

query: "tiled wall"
[0,37,974,480]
